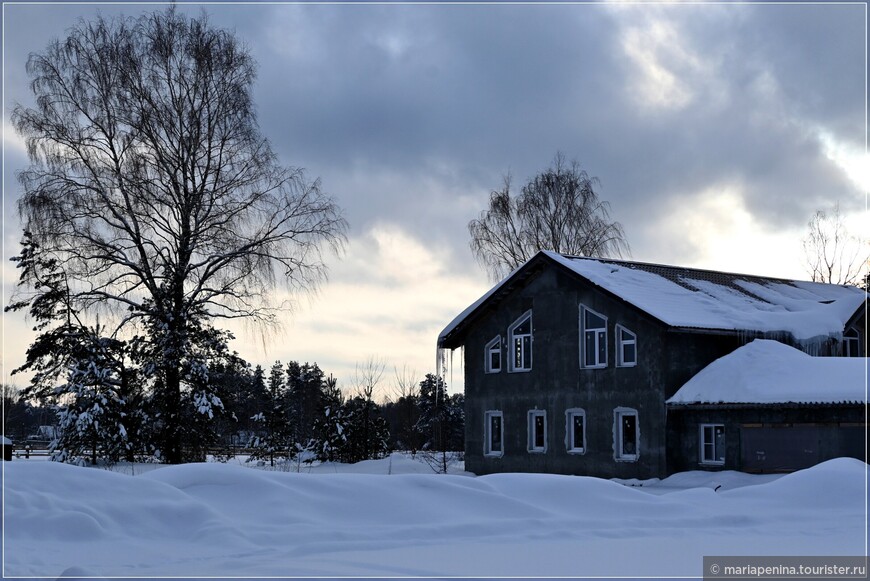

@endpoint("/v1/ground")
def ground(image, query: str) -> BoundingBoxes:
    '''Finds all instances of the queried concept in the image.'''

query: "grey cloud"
[3,3,864,275]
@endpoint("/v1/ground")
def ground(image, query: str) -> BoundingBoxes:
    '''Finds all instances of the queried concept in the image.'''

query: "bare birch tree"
[11,9,346,462]
[468,153,629,280]
[802,203,867,286]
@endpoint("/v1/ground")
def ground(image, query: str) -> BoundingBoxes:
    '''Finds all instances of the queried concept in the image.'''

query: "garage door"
[740,425,825,472]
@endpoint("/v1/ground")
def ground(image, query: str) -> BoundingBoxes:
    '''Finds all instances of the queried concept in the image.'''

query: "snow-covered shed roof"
[438,251,866,348]
[2,436,11,446]
[667,339,867,406]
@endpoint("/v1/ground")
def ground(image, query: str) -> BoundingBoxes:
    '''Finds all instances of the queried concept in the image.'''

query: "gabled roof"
[666,339,866,406]
[438,251,866,348]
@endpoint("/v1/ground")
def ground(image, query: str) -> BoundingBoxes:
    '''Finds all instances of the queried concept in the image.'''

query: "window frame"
[844,327,860,357]
[484,410,504,458]
[615,324,637,368]
[485,335,502,374]
[699,423,725,466]
[565,408,587,454]
[508,310,533,373]
[613,407,639,462]
[527,409,547,453]
[580,305,608,369]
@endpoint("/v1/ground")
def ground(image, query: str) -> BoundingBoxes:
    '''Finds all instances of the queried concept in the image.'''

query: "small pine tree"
[341,395,390,463]
[249,361,293,466]
[6,233,144,464]
[415,374,464,473]
[286,361,326,447]
[314,374,347,462]
[50,332,136,465]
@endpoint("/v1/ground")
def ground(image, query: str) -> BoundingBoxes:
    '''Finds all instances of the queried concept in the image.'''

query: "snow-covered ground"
[4,454,867,579]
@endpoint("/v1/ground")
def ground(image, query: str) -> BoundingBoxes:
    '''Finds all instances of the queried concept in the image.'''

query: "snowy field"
[4,454,867,579]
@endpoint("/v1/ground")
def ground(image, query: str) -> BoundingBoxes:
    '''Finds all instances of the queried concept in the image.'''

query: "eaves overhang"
[666,401,867,410]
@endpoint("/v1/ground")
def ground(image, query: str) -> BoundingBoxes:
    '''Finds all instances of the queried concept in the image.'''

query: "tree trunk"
[164,365,183,464]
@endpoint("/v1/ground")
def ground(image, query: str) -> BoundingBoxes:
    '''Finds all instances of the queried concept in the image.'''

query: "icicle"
[435,345,443,387]
[449,349,454,395]
[460,345,465,394]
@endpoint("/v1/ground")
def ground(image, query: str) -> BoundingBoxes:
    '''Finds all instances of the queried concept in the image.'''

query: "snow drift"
[4,457,868,578]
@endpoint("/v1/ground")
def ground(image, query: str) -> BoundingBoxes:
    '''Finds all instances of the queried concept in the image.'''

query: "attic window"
[616,325,637,367]
[485,336,502,373]
[508,311,532,372]
[581,305,607,369]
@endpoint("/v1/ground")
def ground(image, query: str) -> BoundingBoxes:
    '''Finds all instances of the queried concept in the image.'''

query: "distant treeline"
[3,361,464,469]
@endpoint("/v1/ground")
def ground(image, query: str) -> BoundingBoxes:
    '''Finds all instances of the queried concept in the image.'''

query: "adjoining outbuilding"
[666,340,866,473]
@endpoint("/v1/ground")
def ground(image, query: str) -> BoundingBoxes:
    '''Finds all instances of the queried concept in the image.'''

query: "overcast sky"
[2,2,867,398]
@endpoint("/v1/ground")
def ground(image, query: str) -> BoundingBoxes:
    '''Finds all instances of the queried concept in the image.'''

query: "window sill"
[567,448,586,455]
[699,461,725,467]
[616,362,637,368]
[527,448,546,454]
[581,364,607,370]
[614,454,638,462]
[484,452,504,458]
[508,367,532,373]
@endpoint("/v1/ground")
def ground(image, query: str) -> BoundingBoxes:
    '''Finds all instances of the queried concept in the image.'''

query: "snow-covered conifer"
[248,361,293,466]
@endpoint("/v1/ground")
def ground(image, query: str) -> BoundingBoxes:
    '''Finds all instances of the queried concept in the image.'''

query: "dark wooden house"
[438,251,866,478]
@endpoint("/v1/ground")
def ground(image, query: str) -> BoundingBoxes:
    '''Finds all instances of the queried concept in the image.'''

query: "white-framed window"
[484,410,504,457]
[844,328,860,357]
[508,311,533,372]
[565,408,586,454]
[700,424,725,465]
[581,305,607,369]
[613,407,639,461]
[485,335,502,373]
[527,409,547,453]
[615,325,637,367]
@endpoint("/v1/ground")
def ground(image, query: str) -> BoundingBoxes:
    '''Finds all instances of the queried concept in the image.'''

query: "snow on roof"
[667,340,867,405]
[2,436,11,446]
[438,251,866,346]
[544,251,865,340]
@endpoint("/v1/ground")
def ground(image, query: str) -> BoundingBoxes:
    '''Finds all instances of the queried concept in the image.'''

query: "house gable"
[457,258,672,479]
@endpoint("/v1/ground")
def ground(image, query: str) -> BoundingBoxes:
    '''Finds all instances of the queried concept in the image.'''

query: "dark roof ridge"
[554,252,846,287]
